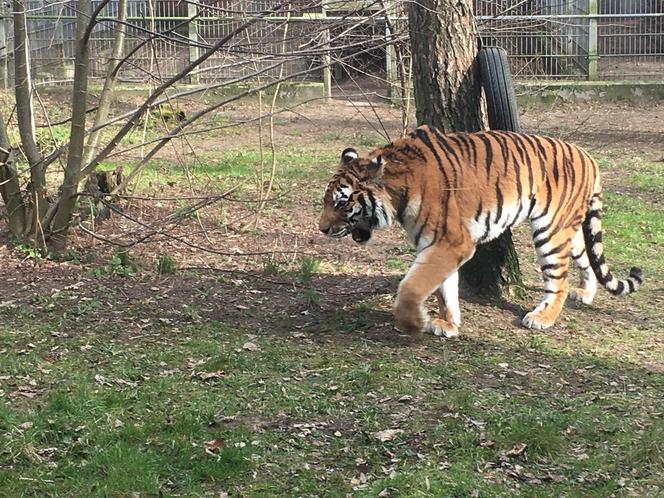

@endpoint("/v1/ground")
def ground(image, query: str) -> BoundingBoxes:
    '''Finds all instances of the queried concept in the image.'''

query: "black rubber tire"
[478,46,521,132]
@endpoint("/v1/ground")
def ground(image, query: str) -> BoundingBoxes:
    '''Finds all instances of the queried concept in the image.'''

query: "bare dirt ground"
[1,97,663,365]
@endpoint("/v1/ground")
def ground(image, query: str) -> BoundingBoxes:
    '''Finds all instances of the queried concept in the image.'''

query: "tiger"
[318,125,643,337]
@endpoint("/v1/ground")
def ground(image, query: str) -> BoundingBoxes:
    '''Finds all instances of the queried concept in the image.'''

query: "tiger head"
[318,147,392,244]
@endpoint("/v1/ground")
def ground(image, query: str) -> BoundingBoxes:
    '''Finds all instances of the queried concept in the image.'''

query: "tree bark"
[408,0,483,132]
[0,113,27,236]
[407,0,522,298]
[13,0,46,228]
[49,0,91,250]
[12,0,40,167]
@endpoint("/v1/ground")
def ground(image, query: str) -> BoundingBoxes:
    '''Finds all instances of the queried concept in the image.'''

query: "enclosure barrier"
[0,0,662,93]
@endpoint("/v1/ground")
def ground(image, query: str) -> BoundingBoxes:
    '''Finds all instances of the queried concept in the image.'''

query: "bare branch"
[255,2,293,220]
[83,0,127,165]
[81,0,114,43]
[83,5,285,177]
[108,34,402,194]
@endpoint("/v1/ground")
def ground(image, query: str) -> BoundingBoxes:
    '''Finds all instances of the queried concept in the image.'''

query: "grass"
[155,252,177,275]
[596,155,664,265]
[600,155,664,197]
[603,192,664,274]
[1,123,663,496]
[0,315,662,496]
[110,147,338,193]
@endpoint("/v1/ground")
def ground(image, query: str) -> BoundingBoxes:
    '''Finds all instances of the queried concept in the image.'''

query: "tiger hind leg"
[522,230,572,330]
[569,228,597,304]
[429,271,460,338]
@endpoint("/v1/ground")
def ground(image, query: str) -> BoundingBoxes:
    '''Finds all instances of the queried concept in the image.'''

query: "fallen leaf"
[506,443,528,457]
[242,342,260,352]
[113,378,137,388]
[37,447,57,458]
[94,374,110,386]
[159,368,180,377]
[11,386,39,399]
[373,429,403,442]
[478,431,495,447]
[193,370,225,381]
[18,421,33,430]
[204,438,225,455]
[113,419,124,428]
[187,358,208,369]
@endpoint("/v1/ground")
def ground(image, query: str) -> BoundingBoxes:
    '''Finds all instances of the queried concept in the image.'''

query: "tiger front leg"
[394,243,472,337]
[431,272,461,338]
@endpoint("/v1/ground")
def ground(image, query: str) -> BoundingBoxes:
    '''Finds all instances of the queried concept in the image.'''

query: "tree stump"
[82,167,124,221]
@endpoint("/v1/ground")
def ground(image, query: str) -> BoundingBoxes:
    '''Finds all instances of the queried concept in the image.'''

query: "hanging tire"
[478,46,521,132]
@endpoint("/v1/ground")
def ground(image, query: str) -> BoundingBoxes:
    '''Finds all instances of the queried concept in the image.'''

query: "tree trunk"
[407,0,522,298]
[0,111,28,236]
[13,0,47,230]
[49,0,91,250]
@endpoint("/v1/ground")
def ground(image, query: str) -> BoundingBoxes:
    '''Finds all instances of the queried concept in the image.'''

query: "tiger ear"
[341,148,358,164]
[366,155,384,179]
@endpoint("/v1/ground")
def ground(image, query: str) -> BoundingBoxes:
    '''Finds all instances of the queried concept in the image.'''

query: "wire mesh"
[2,0,663,85]
[475,1,592,79]
[597,0,664,79]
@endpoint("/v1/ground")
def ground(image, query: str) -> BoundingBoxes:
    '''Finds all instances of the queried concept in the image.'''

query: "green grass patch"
[111,147,337,193]
[603,192,663,274]
[601,155,664,196]
[1,307,662,496]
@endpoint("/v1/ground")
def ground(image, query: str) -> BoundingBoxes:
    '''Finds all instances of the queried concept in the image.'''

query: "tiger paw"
[394,302,426,336]
[394,319,424,336]
[569,288,595,305]
[521,311,556,330]
[427,318,459,338]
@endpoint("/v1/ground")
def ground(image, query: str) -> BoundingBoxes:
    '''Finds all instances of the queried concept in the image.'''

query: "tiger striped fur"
[318,125,643,336]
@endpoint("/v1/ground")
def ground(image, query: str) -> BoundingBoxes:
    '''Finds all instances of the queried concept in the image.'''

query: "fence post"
[588,0,599,80]
[0,3,7,89]
[188,1,200,84]
[385,0,399,105]
[322,3,332,102]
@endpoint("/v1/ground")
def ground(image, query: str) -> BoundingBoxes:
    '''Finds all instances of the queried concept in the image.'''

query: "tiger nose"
[319,220,331,234]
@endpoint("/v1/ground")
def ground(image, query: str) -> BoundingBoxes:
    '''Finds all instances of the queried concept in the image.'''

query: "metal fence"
[476,0,664,80]
[1,0,663,87]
